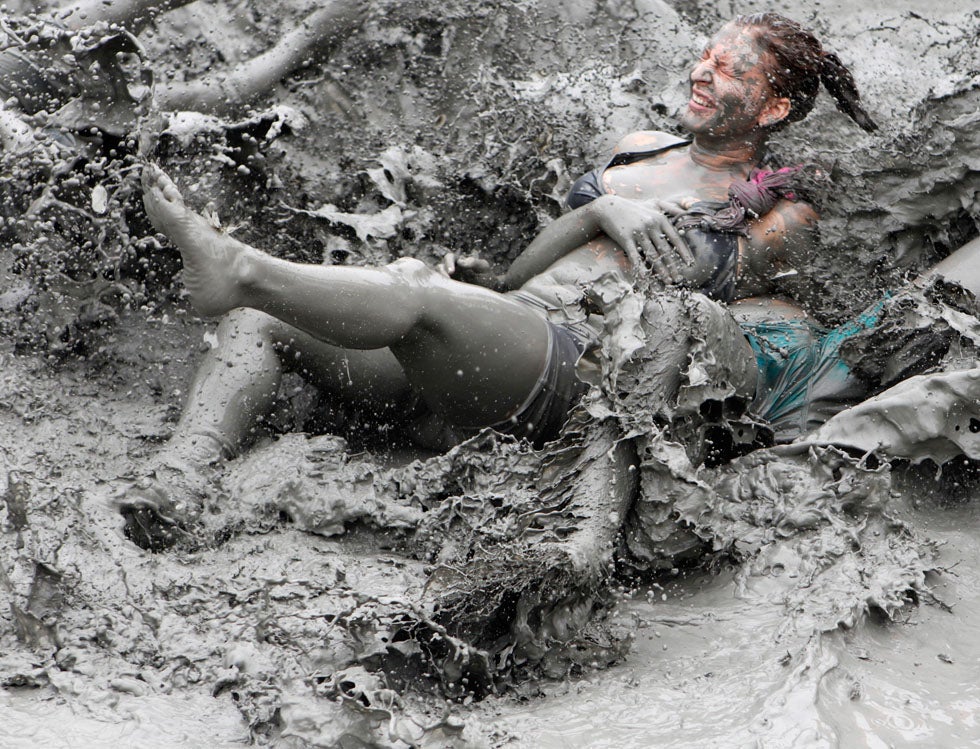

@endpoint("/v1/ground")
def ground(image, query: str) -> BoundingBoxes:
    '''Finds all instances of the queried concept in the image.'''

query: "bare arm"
[156,1,367,115]
[500,201,608,290]
[737,199,820,298]
[503,194,694,290]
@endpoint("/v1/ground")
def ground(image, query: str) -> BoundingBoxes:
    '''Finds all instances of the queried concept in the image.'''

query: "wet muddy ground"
[2,0,980,746]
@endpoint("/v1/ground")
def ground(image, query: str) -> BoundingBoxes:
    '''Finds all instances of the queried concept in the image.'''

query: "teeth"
[692,92,711,107]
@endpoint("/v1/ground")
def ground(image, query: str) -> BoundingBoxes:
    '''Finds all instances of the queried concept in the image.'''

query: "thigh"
[386,266,552,428]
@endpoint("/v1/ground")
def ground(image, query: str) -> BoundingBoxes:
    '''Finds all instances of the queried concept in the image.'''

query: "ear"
[759,96,791,128]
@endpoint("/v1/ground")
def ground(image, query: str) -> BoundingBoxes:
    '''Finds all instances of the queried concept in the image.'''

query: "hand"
[591,196,695,283]
[437,252,496,287]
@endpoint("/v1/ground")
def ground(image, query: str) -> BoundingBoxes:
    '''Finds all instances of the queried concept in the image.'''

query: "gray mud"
[1,0,980,746]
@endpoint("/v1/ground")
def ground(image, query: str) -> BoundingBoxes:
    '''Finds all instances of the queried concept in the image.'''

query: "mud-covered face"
[679,24,787,140]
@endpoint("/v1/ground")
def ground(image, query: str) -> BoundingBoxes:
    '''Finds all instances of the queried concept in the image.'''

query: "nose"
[690,58,713,83]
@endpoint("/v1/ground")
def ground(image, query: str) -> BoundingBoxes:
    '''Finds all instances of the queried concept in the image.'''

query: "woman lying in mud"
[120,13,884,549]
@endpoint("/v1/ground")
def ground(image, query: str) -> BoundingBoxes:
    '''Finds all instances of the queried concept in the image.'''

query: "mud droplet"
[91,184,108,215]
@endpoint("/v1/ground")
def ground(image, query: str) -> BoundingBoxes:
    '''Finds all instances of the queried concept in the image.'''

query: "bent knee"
[220,307,276,331]
[384,256,436,284]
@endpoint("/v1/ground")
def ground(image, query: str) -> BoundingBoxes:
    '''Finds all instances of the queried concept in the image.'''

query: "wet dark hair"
[734,13,878,133]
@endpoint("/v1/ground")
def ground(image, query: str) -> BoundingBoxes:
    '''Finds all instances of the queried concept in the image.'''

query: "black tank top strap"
[566,137,691,209]
[604,138,691,169]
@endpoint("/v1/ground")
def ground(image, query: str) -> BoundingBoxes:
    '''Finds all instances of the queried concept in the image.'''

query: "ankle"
[230,244,264,294]
[158,430,234,472]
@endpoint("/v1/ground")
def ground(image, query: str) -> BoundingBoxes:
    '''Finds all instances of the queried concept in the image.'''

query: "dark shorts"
[406,293,593,451]
[487,320,590,446]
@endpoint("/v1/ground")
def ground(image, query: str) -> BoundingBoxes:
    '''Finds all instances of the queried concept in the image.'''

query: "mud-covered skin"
[132,13,825,554]
[603,24,817,298]
[143,165,254,317]
[570,20,820,300]
[143,166,556,430]
[679,24,790,145]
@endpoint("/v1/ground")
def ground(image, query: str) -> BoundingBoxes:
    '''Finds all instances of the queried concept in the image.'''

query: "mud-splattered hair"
[734,13,877,133]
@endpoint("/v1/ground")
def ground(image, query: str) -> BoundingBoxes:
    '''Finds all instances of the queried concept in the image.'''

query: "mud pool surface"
[3,334,980,749]
[497,502,980,747]
[2,0,980,746]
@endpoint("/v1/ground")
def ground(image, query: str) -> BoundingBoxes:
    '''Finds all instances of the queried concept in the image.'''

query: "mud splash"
[1,0,979,746]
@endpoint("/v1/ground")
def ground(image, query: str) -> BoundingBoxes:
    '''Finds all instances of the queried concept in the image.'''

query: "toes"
[155,168,182,203]
[141,163,162,191]
[163,182,182,203]
[141,164,182,204]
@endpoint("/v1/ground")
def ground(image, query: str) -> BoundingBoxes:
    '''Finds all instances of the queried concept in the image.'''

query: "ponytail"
[819,51,878,132]
[735,13,878,133]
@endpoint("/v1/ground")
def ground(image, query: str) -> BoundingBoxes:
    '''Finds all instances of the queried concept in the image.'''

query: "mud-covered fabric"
[740,301,885,443]
[683,228,739,303]
[486,321,590,446]
[591,286,759,423]
[674,166,806,235]
[743,280,980,443]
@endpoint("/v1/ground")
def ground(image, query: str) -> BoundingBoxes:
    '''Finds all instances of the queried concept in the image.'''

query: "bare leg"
[164,307,412,464]
[38,0,363,119]
[118,305,412,550]
[142,165,552,429]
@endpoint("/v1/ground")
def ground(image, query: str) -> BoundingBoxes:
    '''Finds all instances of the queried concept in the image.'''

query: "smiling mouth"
[689,89,714,110]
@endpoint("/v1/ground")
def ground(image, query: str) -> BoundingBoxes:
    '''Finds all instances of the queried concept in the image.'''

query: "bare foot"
[142,164,253,317]
[112,462,208,552]
[112,432,231,551]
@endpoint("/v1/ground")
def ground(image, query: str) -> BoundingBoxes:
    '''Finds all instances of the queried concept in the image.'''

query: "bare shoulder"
[612,130,688,155]
[742,198,820,285]
[753,199,819,239]
[773,198,819,227]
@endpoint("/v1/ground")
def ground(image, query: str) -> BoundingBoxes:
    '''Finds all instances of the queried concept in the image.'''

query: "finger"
[620,239,645,273]
[646,230,681,283]
[443,253,456,277]
[648,219,689,275]
[660,221,695,265]
[654,200,686,217]
[638,233,672,281]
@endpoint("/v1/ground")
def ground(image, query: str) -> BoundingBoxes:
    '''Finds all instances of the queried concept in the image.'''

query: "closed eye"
[700,48,737,78]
